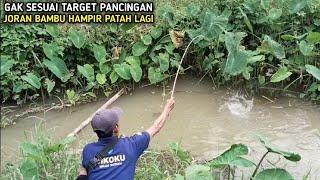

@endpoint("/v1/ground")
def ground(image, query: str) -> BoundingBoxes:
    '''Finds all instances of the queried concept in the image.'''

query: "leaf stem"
[228,165,231,180]
[284,74,310,90]
[251,151,269,179]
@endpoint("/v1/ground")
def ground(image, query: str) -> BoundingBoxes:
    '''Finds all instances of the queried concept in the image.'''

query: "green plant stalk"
[251,151,269,179]
[284,74,310,90]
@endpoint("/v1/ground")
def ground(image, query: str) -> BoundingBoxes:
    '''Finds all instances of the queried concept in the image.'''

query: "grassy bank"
[1,125,305,180]
[0,126,190,180]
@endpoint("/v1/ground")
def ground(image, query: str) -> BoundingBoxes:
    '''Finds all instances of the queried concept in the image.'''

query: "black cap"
[91,107,123,133]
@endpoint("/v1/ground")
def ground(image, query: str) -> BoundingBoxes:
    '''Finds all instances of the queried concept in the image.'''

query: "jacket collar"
[98,135,117,142]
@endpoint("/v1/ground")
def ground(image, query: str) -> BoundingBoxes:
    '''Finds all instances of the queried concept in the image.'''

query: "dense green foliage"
[1,0,320,105]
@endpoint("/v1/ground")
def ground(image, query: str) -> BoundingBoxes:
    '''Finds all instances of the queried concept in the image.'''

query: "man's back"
[77,98,174,179]
[82,132,150,180]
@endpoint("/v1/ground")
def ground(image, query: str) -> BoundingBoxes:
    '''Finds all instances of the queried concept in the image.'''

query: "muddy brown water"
[1,77,320,179]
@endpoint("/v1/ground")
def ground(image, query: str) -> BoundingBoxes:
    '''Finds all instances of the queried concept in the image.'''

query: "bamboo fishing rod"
[171,35,202,98]
[67,88,124,137]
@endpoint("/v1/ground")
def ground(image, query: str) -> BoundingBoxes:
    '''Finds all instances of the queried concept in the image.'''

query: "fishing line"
[170,35,202,98]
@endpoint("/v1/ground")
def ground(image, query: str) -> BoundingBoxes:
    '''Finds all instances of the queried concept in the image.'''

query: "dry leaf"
[112,47,122,60]
[170,30,185,48]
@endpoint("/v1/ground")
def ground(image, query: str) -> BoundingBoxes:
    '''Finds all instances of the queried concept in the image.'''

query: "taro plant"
[251,135,301,180]
[172,134,301,180]
[1,126,77,180]
[207,135,301,180]
[209,144,255,179]
[66,89,79,105]
[173,144,255,180]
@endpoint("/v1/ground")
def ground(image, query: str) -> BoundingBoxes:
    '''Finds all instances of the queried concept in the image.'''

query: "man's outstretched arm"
[146,97,175,137]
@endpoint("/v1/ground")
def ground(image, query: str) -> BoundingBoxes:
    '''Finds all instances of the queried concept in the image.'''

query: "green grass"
[0,126,79,180]
[1,126,314,180]
[0,126,191,180]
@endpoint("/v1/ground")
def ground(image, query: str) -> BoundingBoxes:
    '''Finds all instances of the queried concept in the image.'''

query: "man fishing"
[77,97,175,180]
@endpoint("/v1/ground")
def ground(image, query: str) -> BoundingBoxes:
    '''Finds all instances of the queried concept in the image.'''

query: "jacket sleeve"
[128,131,151,157]
[76,175,88,180]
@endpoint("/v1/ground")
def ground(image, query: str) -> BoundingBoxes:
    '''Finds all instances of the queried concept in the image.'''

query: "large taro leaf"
[21,142,43,157]
[157,5,175,27]
[43,57,70,82]
[68,28,86,49]
[254,168,294,180]
[186,3,201,17]
[306,65,320,81]
[43,43,60,60]
[129,64,142,82]
[289,0,307,14]
[262,36,285,59]
[271,67,292,83]
[307,82,320,93]
[267,8,282,20]
[148,67,164,84]
[99,62,111,74]
[142,34,152,45]
[189,10,230,41]
[225,51,249,75]
[13,81,25,93]
[114,63,131,80]
[257,134,301,161]
[247,55,265,64]
[93,44,106,62]
[109,71,119,84]
[0,56,15,76]
[126,56,142,82]
[159,53,170,72]
[224,32,252,75]
[126,56,140,66]
[132,42,148,56]
[299,40,314,56]
[306,32,320,45]
[45,24,60,38]
[150,27,162,39]
[21,72,41,89]
[185,165,212,180]
[20,158,39,180]
[209,144,254,168]
[96,73,106,85]
[229,157,256,167]
[77,64,95,82]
